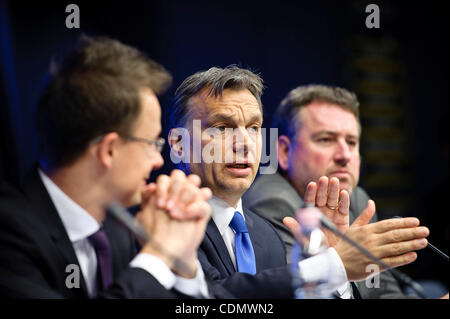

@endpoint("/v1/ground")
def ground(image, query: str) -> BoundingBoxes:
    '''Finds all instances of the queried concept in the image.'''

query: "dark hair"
[168,65,264,130]
[272,84,361,140]
[37,35,172,168]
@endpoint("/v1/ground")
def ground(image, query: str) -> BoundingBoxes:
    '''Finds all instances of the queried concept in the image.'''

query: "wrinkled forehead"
[186,88,262,124]
[297,102,361,136]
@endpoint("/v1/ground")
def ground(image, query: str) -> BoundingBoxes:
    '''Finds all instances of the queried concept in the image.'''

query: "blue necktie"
[229,211,256,275]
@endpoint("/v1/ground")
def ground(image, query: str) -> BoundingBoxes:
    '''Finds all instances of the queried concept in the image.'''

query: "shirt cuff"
[336,281,353,299]
[298,247,349,293]
[129,253,176,290]
[174,260,211,299]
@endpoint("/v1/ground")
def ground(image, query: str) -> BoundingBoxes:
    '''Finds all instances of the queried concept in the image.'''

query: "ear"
[168,128,185,158]
[95,132,121,168]
[278,135,291,172]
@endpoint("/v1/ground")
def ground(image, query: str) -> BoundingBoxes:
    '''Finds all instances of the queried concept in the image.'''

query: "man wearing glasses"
[0,36,228,299]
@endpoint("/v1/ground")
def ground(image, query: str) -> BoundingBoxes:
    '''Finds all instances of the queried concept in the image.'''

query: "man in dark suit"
[166,66,293,298]
[0,36,225,299]
[166,67,428,298]
[243,84,441,298]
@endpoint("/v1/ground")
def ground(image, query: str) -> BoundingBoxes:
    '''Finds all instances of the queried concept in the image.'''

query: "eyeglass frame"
[90,134,165,153]
[120,135,165,153]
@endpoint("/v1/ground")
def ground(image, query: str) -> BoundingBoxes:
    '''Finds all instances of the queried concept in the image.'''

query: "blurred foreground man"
[0,36,229,299]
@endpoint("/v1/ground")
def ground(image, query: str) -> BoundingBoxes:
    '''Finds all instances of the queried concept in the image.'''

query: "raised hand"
[334,200,429,281]
[283,197,430,282]
[304,176,350,246]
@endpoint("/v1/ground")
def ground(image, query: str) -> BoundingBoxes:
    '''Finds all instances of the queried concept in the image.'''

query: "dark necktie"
[229,211,256,275]
[88,228,113,291]
[351,282,362,299]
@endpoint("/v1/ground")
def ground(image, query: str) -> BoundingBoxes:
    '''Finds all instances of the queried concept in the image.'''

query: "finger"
[135,209,154,235]
[155,175,171,208]
[141,183,157,203]
[304,182,317,206]
[174,183,199,211]
[377,238,428,259]
[338,189,350,216]
[316,176,329,207]
[166,170,187,210]
[200,187,212,201]
[135,211,143,223]
[182,201,211,220]
[372,217,420,234]
[327,177,340,207]
[351,200,376,227]
[283,217,302,242]
[380,252,418,269]
[187,174,202,187]
[377,226,429,246]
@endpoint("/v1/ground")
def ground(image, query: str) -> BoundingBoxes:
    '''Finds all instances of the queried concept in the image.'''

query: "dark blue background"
[1,0,448,289]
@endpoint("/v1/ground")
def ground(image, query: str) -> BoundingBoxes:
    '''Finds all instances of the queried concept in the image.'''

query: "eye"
[247,125,260,134]
[347,140,358,147]
[317,137,332,143]
[216,126,226,132]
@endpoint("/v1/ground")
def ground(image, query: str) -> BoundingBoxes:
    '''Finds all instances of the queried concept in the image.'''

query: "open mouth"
[226,163,250,169]
[225,163,251,176]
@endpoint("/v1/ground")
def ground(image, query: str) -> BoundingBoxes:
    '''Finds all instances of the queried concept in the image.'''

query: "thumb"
[351,199,376,227]
[283,217,303,242]
[141,183,157,203]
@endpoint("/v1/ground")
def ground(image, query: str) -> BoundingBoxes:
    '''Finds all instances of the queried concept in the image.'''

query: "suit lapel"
[22,167,89,297]
[205,219,235,275]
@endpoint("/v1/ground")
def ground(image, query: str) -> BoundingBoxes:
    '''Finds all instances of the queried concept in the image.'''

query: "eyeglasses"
[90,134,165,153]
[120,135,165,153]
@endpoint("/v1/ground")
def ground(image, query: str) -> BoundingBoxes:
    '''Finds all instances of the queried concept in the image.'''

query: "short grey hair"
[168,65,264,130]
[272,84,361,140]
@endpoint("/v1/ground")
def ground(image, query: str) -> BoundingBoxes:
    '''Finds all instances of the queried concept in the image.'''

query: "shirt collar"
[208,196,244,236]
[38,169,100,243]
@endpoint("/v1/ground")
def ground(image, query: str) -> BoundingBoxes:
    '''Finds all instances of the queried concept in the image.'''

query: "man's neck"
[42,163,107,223]
[212,192,241,209]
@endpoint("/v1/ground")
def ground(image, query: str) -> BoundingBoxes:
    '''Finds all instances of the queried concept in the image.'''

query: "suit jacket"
[198,207,294,298]
[243,171,416,299]
[0,168,231,299]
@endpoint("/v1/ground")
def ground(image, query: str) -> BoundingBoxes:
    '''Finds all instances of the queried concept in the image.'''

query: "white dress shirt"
[209,196,245,270]
[39,169,209,298]
[208,195,353,299]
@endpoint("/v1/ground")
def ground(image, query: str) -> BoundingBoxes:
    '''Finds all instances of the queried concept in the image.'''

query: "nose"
[232,128,249,156]
[151,152,164,171]
[333,139,351,166]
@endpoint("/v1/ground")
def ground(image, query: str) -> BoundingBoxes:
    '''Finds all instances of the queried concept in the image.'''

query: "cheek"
[295,146,330,173]
[350,153,361,176]
[249,135,262,164]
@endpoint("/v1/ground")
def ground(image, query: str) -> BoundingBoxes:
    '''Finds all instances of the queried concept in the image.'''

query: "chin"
[340,183,354,195]
[226,179,252,194]
[124,192,142,208]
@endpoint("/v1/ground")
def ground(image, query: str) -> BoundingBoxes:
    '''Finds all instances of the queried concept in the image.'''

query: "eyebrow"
[206,113,263,125]
[207,113,236,124]
[312,130,359,139]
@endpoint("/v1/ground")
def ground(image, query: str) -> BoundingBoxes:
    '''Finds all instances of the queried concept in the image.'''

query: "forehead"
[298,101,360,136]
[135,88,161,136]
[187,88,262,122]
